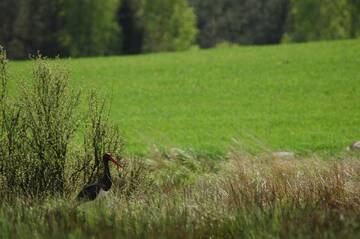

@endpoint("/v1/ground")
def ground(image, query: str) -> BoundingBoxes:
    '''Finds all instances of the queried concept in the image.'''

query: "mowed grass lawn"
[8,40,360,155]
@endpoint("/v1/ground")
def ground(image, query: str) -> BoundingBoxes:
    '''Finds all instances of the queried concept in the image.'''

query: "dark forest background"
[1,0,359,59]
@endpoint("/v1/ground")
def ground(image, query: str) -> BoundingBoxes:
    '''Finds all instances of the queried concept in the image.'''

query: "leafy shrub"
[0,47,124,199]
[81,91,125,185]
[18,57,81,196]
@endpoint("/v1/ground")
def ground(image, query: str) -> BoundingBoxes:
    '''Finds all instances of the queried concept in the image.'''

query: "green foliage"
[0,47,7,102]
[117,0,197,53]
[142,0,197,52]
[18,58,81,196]
[0,0,19,57]
[347,0,360,37]
[0,47,125,198]
[63,0,122,57]
[81,92,125,184]
[0,0,198,57]
[0,0,66,59]
[0,0,123,58]
[117,0,145,54]
[2,0,360,58]
[0,52,82,197]
[284,0,352,42]
[190,0,290,48]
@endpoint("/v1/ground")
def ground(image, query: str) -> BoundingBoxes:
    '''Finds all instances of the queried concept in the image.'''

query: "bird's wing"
[76,183,102,201]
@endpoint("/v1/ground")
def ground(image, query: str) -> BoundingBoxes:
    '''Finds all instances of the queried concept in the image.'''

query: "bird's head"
[103,153,124,170]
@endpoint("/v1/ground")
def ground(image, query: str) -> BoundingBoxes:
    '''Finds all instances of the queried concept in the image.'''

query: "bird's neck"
[101,160,112,191]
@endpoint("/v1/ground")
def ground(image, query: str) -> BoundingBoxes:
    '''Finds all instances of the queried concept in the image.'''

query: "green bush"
[0,47,125,199]
[81,92,125,184]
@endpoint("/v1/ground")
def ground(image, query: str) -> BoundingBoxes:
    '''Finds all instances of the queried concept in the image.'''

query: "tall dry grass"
[2,151,359,239]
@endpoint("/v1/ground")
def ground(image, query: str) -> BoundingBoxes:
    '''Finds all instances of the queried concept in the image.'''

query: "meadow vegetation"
[1,41,360,238]
[1,150,359,238]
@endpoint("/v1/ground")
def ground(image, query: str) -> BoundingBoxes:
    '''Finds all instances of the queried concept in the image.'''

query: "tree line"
[190,0,360,47]
[0,0,359,59]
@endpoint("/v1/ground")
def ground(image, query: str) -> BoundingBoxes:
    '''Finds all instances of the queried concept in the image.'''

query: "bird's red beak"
[110,156,124,171]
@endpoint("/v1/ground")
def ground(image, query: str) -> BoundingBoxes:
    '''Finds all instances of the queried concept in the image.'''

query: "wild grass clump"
[0,47,125,199]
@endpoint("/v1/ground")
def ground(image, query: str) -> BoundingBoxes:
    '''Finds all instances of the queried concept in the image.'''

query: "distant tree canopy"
[63,0,121,57]
[0,0,66,59]
[0,0,359,59]
[0,0,197,59]
[117,0,144,54]
[0,0,19,57]
[346,0,360,38]
[190,0,360,48]
[284,0,353,42]
[117,0,197,53]
[190,0,290,48]
[142,0,197,52]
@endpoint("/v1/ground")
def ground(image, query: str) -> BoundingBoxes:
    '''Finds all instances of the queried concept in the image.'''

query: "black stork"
[76,153,123,202]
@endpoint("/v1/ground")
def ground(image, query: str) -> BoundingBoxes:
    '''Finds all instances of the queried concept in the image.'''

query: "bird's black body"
[76,153,121,202]
[76,183,107,201]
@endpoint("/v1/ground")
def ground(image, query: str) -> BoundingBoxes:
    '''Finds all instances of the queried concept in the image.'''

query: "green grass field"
[9,39,360,155]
